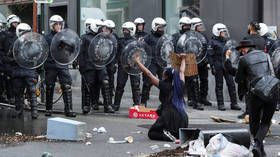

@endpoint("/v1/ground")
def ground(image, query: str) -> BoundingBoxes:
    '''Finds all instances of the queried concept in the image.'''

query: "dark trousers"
[247,93,276,145]
[141,63,164,104]
[198,63,209,99]
[45,68,72,86]
[214,68,237,105]
[114,66,140,106]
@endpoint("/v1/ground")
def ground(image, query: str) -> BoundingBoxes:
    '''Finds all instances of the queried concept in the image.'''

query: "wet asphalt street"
[1,81,280,157]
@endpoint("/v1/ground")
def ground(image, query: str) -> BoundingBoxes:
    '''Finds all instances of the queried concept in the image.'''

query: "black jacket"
[235,50,273,97]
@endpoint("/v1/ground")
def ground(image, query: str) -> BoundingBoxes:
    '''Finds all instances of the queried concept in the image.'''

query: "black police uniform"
[235,49,277,156]
[113,37,141,111]
[0,27,16,104]
[78,32,114,113]
[171,31,204,110]
[135,31,148,40]
[208,36,239,110]
[263,36,275,54]
[9,37,38,118]
[141,32,164,106]
[44,31,76,117]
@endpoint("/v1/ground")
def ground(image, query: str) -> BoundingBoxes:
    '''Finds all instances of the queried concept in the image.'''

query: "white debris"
[97,127,107,134]
[92,128,98,132]
[85,142,92,145]
[15,132,22,136]
[163,144,171,148]
[85,133,92,139]
[35,135,46,139]
[150,145,159,150]
[272,119,277,124]
[278,152,280,156]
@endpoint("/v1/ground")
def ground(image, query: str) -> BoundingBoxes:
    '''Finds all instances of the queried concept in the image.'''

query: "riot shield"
[50,29,80,65]
[176,30,207,64]
[13,32,49,69]
[223,39,240,70]
[155,34,174,68]
[88,32,117,68]
[270,40,280,77]
[121,40,151,75]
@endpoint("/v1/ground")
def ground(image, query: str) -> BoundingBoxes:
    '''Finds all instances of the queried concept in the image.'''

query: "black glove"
[211,65,216,75]
[72,60,78,69]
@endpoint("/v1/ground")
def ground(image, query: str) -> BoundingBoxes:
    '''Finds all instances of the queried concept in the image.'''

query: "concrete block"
[47,117,87,141]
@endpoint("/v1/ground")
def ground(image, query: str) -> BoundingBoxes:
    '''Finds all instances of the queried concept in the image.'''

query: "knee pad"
[61,84,72,92]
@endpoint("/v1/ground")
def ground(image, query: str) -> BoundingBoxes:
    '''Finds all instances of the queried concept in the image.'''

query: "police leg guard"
[0,73,8,103]
[6,75,15,104]
[192,77,204,110]
[216,83,226,111]
[90,84,100,111]
[141,82,151,107]
[45,85,54,116]
[186,77,194,107]
[13,88,25,118]
[131,84,141,106]
[102,80,114,113]
[62,84,76,117]
[81,83,90,114]
[29,85,39,119]
[113,89,124,111]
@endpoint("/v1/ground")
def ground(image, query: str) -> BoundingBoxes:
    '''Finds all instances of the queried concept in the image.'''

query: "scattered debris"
[130,131,146,134]
[210,116,236,123]
[85,133,92,139]
[97,127,107,134]
[273,136,280,139]
[163,144,171,148]
[41,152,53,157]
[149,146,187,157]
[35,135,46,139]
[108,136,133,144]
[15,132,22,136]
[272,119,277,124]
[150,145,159,150]
[92,128,98,132]
[85,141,92,145]
[278,152,280,156]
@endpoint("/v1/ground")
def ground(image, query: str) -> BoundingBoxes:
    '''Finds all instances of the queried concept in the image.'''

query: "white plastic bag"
[206,134,249,157]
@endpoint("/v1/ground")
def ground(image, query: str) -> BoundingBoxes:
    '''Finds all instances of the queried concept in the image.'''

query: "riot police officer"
[134,17,148,40]
[208,23,241,111]
[141,17,166,107]
[191,17,212,107]
[79,18,115,113]
[113,22,140,111]
[259,23,275,54]
[104,19,118,98]
[11,23,39,119]
[172,16,204,110]
[44,15,76,117]
[0,15,20,104]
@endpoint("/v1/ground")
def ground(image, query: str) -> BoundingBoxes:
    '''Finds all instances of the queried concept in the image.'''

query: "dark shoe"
[92,104,99,110]
[45,110,52,117]
[104,105,115,113]
[218,105,226,111]
[276,104,280,111]
[193,102,204,110]
[260,146,267,157]
[252,143,261,157]
[231,104,241,110]
[187,100,194,107]
[237,112,248,119]
[113,104,120,111]
[31,110,39,119]
[82,106,90,114]
[65,111,76,117]
[200,98,212,106]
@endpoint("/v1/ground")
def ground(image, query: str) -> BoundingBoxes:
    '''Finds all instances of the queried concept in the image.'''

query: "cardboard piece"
[210,116,236,123]
[129,105,158,119]
[169,51,198,76]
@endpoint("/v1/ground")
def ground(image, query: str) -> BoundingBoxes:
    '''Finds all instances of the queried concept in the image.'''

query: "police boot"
[193,78,204,110]
[62,85,76,117]
[102,81,115,113]
[228,84,241,110]
[260,145,267,157]
[132,84,141,106]
[29,87,39,119]
[12,88,25,118]
[45,85,54,116]
[200,96,212,106]
[113,90,123,111]
[276,104,280,111]
[81,85,90,114]
[252,140,262,157]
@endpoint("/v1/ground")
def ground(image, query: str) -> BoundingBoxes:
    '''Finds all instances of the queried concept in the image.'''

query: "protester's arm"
[136,53,159,87]
[179,54,186,82]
